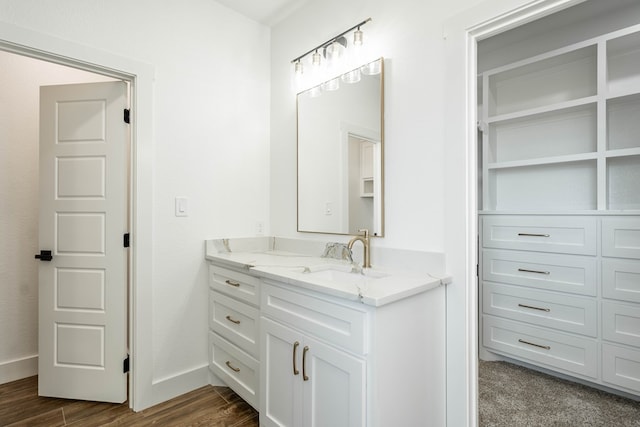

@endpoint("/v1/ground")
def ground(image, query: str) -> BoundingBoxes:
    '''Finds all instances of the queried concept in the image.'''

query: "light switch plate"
[175,197,188,217]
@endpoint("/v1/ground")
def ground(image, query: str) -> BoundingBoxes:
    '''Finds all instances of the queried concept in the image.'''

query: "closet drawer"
[602,258,640,303]
[482,249,596,296]
[482,282,597,336]
[209,290,259,357]
[261,281,368,355]
[482,215,596,255]
[209,332,259,409]
[602,343,640,394]
[602,301,640,348]
[209,264,260,305]
[602,217,640,259]
[483,315,598,378]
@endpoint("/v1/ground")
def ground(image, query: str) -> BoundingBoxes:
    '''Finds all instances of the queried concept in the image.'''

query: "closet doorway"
[476,0,640,418]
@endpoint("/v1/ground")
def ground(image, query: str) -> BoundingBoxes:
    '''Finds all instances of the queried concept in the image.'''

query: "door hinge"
[123,355,130,373]
[124,109,131,124]
[124,233,130,248]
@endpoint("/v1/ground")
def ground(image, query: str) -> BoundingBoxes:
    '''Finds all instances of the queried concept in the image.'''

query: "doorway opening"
[0,39,139,408]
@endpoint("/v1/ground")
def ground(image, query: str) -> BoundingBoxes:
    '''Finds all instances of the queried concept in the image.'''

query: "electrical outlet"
[256,221,264,235]
[325,202,333,216]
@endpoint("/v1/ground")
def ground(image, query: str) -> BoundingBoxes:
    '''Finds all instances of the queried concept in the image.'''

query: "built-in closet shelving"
[480,25,640,212]
[479,22,640,399]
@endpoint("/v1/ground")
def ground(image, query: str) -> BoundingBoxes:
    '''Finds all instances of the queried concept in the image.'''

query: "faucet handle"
[357,228,370,239]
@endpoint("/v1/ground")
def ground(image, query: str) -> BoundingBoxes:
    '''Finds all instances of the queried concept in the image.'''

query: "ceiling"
[215,0,308,26]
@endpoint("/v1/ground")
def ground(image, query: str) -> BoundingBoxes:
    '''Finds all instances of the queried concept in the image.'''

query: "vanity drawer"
[602,301,640,348]
[482,249,596,296]
[483,315,598,378]
[209,290,259,357]
[602,258,640,303]
[602,343,640,394]
[482,282,597,336]
[602,218,640,260]
[261,281,368,355]
[482,215,597,255]
[209,264,260,305]
[209,332,259,409]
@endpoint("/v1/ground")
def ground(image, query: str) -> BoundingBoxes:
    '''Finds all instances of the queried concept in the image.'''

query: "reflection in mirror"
[297,58,384,236]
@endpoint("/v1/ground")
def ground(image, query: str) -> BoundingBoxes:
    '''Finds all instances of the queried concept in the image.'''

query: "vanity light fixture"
[291,17,372,90]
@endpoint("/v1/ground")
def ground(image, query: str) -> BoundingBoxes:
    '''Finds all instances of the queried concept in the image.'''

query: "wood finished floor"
[0,376,259,426]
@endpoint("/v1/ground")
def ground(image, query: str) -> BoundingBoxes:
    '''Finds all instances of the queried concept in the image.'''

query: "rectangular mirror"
[297,58,384,236]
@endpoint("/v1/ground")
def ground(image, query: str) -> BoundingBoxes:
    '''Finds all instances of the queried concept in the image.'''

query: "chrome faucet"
[347,228,371,269]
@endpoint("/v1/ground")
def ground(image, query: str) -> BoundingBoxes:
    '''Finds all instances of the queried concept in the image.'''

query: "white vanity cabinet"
[207,265,261,408]
[260,279,446,427]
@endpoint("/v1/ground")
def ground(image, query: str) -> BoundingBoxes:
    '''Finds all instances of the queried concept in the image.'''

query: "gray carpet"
[479,360,640,426]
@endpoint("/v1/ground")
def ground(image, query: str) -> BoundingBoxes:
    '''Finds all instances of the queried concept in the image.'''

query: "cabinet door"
[303,335,366,427]
[261,318,303,427]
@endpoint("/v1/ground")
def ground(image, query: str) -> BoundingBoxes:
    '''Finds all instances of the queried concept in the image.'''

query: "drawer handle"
[293,341,300,376]
[225,279,240,287]
[225,315,241,325]
[225,360,241,373]
[518,233,550,237]
[518,268,550,275]
[303,346,310,381]
[518,303,550,312]
[518,339,550,350]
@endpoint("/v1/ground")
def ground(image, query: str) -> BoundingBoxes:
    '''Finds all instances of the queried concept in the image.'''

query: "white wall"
[0,52,113,384]
[0,0,271,408]
[270,0,485,424]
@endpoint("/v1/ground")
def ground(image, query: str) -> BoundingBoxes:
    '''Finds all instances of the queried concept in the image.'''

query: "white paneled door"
[38,82,129,402]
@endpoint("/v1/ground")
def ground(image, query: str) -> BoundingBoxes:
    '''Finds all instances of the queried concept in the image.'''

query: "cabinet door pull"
[225,361,241,373]
[518,303,550,312]
[225,315,241,325]
[518,268,550,275]
[225,279,240,287]
[292,341,300,375]
[518,339,550,350]
[302,346,310,381]
[517,233,550,237]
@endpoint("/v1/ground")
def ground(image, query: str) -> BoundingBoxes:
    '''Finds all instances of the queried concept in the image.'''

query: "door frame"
[443,0,588,425]
[0,22,155,411]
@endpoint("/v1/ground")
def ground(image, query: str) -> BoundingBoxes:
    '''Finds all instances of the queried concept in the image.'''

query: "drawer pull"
[225,361,241,373]
[518,339,550,350]
[225,315,241,325]
[303,346,310,381]
[293,341,300,375]
[518,233,550,237]
[225,279,241,287]
[518,303,550,312]
[518,268,550,275]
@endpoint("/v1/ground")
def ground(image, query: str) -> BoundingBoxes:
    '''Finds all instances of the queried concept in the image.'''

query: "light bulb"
[361,58,381,75]
[322,77,340,91]
[342,68,361,84]
[353,28,363,46]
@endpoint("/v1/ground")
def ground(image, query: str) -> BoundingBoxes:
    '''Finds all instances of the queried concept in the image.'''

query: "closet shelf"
[487,152,597,170]
[486,97,597,124]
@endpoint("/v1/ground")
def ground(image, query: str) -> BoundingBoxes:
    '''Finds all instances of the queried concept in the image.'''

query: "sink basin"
[302,266,387,284]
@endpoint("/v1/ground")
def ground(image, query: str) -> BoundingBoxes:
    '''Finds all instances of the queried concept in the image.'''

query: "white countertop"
[205,238,450,307]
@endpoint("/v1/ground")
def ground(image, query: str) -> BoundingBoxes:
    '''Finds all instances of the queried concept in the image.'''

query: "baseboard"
[148,364,210,409]
[0,355,38,385]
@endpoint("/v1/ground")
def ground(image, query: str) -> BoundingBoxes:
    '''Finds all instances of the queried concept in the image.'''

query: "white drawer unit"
[602,343,640,394]
[209,332,259,408]
[482,215,597,255]
[209,264,260,305]
[602,258,640,303]
[480,214,640,398]
[602,217,640,260]
[483,315,598,378]
[482,249,597,296]
[209,290,259,357]
[483,282,597,336]
[602,301,640,348]
[261,281,368,355]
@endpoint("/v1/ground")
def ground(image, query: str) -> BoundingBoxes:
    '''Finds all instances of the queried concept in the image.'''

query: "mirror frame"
[296,57,385,236]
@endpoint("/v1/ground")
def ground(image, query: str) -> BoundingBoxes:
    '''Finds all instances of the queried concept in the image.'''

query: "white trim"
[149,364,211,408]
[0,22,155,411]
[0,355,38,384]
[443,0,588,425]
